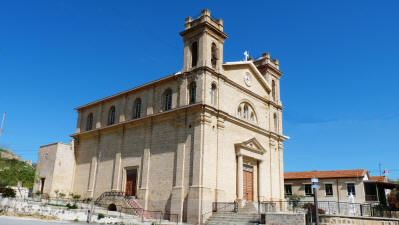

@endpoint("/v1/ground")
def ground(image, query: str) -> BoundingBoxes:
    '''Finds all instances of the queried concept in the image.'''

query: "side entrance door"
[243,165,254,201]
[125,169,137,197]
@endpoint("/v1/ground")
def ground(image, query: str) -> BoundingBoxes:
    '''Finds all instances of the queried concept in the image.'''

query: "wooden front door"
[125,169,137,196]
[243,166,254,201]
[40,178,45,193]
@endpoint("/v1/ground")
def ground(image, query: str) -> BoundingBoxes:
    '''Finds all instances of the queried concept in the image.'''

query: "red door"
[125,170,137,196]
[243,167,254,201]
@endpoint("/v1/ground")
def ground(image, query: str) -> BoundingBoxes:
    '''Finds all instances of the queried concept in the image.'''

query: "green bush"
[1,187,16,197]
[66,203,78,209]
[97,213,105,220]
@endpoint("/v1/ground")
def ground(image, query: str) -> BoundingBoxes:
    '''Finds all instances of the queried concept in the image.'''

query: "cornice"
[72,103,288,142]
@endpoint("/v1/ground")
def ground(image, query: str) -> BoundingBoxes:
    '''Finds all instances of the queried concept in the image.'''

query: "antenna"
[0,112,5,136]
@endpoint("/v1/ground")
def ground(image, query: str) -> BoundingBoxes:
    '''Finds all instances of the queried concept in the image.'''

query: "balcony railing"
[365,195,378,201]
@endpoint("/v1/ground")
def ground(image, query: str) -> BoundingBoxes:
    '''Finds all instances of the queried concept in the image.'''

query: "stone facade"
[320,215,399,225]
[34,9,287,224]
[33,142,75,197]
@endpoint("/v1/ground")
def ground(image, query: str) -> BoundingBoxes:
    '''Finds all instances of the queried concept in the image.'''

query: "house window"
[211,43,218,68]
[86,113,93,131]
[210,83,217,105]
[305,184,313,196]
[164,89,172,111]
[108,106,116,125]
[133,98,142,119]
[237,107,242,116]
[285,184,292,196]
[325,184,333,196]
[347,183,356,196]
[272,80,276,101]
[191,42,198,67]
[189,82,196,104]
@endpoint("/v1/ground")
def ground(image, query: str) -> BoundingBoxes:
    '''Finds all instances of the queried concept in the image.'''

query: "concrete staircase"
[205,212,259,225]
[206,203,259,225]
[124,197,153,219]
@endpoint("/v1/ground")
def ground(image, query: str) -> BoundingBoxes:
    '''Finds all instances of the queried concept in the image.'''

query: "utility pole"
[312,178,320,225]
[0,112,5,136]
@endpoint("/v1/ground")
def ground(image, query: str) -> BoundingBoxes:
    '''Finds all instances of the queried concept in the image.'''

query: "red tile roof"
[285,169,369,180]
[369,176,386,182]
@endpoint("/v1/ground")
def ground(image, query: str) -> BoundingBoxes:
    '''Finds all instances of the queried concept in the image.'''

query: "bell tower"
[180,9,228,73]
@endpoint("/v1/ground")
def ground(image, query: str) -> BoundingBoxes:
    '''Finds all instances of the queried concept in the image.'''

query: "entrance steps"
[124,197,153,219]
[206,203,259,225]
[205,212,259,225]
[238,202,258,214]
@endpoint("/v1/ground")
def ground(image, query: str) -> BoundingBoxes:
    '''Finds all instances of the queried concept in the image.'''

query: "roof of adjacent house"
[284,169,369,180]
[369,176,387,182]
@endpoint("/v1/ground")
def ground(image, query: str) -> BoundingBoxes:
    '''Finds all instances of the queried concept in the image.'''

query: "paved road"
[0,216,81,225]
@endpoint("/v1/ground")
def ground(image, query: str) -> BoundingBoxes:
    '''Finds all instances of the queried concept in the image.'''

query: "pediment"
[223,61,271,94]
[235,138,266,155]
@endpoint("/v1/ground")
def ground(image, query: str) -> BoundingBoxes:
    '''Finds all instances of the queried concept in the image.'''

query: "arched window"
[191,42,198,67]
[237,102,258,124]
[243,105,248,119]
[108,106,116,125]
[189,82,196,104]
[273,113,278,132]
[164,89,172,111]
[211,43,218,68]
[133,98,142,119]
[86,113,93,131]
[272,80,276,101]
[210,83,217,105]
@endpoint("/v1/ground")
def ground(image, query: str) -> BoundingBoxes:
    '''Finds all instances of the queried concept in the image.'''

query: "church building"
[42,9,288,224]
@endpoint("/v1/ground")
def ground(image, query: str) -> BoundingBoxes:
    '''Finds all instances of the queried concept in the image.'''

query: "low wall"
[320,214,399,225]
[263,212,306,225]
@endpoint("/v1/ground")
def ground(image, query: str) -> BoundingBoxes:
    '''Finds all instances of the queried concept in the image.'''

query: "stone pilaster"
[87,133,100,198]
[171,115,187,222]
[215,118,224,201]
[237,154,243,203]
[187,114,204,225]
[137,123,152,210]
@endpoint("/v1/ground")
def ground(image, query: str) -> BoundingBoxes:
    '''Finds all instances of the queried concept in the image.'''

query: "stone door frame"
[235,138,266,205]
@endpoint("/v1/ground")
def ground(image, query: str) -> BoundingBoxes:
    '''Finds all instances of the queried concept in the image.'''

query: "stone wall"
[262,212,306,225]
[320,215,399,225]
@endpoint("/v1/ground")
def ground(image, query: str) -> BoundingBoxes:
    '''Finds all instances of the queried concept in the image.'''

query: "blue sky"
[1,0,398,178]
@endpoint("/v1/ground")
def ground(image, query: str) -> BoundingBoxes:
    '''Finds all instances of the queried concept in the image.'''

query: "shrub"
[288,194,302,208]
[1,187,16,197]
[66,203,78,209]
[74,218,79,222]
[303,203,326,214]
[97,213,105,220]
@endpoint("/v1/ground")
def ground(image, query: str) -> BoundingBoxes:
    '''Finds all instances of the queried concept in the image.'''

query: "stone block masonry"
[320,215,399,225]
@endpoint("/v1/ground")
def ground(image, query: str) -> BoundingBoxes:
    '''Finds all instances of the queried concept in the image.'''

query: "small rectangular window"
[285,184,292,196]
[347,183,356,196]
[325,184,333,196]
[305,184,313,196]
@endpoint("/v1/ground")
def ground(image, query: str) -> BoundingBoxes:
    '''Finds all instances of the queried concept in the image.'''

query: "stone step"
[205,212,259,225]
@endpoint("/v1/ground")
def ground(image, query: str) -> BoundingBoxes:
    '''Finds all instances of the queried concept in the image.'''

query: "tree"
[0,159,36,197]
[388,189,399,210]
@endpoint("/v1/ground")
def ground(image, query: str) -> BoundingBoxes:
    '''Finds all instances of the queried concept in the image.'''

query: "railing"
[119,206,179,224]
[259,200,399,219]
[212,202,238,213]
[94,191,125,204]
